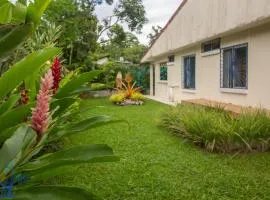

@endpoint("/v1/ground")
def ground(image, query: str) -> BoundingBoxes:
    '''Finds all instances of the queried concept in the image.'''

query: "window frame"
[201,38,221,53]
[168,55,175,63]
[159,63,168,81]
[220,43,248,90]
[182,55,196,90]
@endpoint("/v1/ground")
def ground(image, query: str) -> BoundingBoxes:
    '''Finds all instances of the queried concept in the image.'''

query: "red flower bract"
[51,57,61,94]
[31,69,54,140]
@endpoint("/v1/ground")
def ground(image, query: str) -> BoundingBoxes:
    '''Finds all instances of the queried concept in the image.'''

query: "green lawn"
[53,98,270,200]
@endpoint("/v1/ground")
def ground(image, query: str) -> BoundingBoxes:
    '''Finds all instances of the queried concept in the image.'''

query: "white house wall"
[152,23,270,109]
[142,0,270,63]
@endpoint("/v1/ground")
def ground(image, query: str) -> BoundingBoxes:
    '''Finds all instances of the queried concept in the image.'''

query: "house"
[96,55,110,65]
[141,0,270,109]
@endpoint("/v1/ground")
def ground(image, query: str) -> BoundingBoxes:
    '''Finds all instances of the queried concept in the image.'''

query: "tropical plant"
[0,1,121,198]
[90,83,107,91]
[130,92,145,101]
[109,73,144,105]
[109,92,126,104]
[159,104,270,153]
[121,73,141,98]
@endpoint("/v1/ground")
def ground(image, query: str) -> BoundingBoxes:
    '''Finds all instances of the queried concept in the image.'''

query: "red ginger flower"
[51,57,61,94]
[31,69,54,139]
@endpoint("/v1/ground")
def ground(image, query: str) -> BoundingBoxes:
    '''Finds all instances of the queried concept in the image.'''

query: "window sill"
[201,49,220,57]
[169,85,180,88]
[220,88,248,95]
[157,81,168,84]
[182,89,197,94]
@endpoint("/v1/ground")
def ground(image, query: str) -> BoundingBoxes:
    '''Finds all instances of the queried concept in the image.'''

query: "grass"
[52,98,270,200]
[159,104,270,153]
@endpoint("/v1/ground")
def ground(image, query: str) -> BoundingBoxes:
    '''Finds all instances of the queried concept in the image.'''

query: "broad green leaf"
[24,71,39,101]
[0,125,36,176]
[55,71,101,99]
[17,144,119,173]
[0,47,60,99]
[0,124,21,144]
[0,24,14,38]
[50,97,77,118]
[0,103,32,132]
[0,94,20,116]
[12,2,27,24]
[26,0,52,25]
[0,2,12,24]
[13,186,99,200]
[0,23,34,60]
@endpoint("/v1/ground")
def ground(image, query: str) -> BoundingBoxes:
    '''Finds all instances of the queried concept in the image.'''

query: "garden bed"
[159,104,270,153]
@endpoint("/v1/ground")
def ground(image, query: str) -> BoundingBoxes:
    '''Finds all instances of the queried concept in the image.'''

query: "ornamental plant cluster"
[159,104,270,153]
[110,72,145,105]
[0,1,119,199]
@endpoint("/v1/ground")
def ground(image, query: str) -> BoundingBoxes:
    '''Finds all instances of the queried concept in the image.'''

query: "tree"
[44,0,148,71]
[147,25,162,45]
[44,0,99,69]
[98,0,148,39]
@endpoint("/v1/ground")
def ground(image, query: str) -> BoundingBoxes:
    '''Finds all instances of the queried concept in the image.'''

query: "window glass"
[202,38,221,53]
[234,46,247,88]
[221,44,248,89]
[183,56,196,89]
[160,64,167,81]
[168,55,175,63]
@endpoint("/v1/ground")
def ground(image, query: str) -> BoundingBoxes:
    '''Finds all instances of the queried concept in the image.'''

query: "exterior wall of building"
[97,57,109,65]
[142,0,270,63]
[150,23,270,109]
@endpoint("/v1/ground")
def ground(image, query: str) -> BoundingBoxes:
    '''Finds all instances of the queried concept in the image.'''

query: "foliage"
[109,73,144,105]
[120,73,141,98]
[90,83,107,91]
[159,104,270,153]
[0,20,62,76]
[44,0,148,70]
[92,61,128,89]
[51,98,270,200]
[0,1,121,198]
[109,92,126,104]
[130,92,145,101]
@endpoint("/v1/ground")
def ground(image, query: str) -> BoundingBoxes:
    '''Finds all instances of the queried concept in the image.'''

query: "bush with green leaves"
[109,92,126,104]
[130,92,145,101]
[159,104,270,153]
[0,0,121,199]
[90,83,107,91]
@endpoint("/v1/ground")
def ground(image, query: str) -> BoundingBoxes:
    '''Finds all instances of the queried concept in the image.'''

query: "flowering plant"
[0,1,120,198]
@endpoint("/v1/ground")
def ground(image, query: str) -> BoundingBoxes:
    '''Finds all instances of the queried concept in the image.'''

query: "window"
[221,44,248,89]
[183,55,196,89]
[168,55,175,63]
[201,38,221,53]
[160,63,167,81]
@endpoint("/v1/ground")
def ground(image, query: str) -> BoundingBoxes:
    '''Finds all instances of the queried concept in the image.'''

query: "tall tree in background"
[147,25,162,46]
[44,0,147,71]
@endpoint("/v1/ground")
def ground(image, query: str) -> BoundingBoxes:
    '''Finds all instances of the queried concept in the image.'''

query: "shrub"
[110,93,126,104]
[130,92,145,101]
[91,83,107,91]
[159,104,270,153]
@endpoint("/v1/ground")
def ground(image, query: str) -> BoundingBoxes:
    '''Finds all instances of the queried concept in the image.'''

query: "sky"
[95,0,182,44]
[9,0,181,45]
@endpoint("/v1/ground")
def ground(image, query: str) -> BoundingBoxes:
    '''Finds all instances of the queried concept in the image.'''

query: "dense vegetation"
[159,104,270,153]
[0,1,122,198]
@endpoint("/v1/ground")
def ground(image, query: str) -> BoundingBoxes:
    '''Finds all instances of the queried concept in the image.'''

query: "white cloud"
[95,0,182,44]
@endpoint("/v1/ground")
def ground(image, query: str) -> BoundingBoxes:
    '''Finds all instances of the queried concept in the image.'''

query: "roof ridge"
[142,0,188,63]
